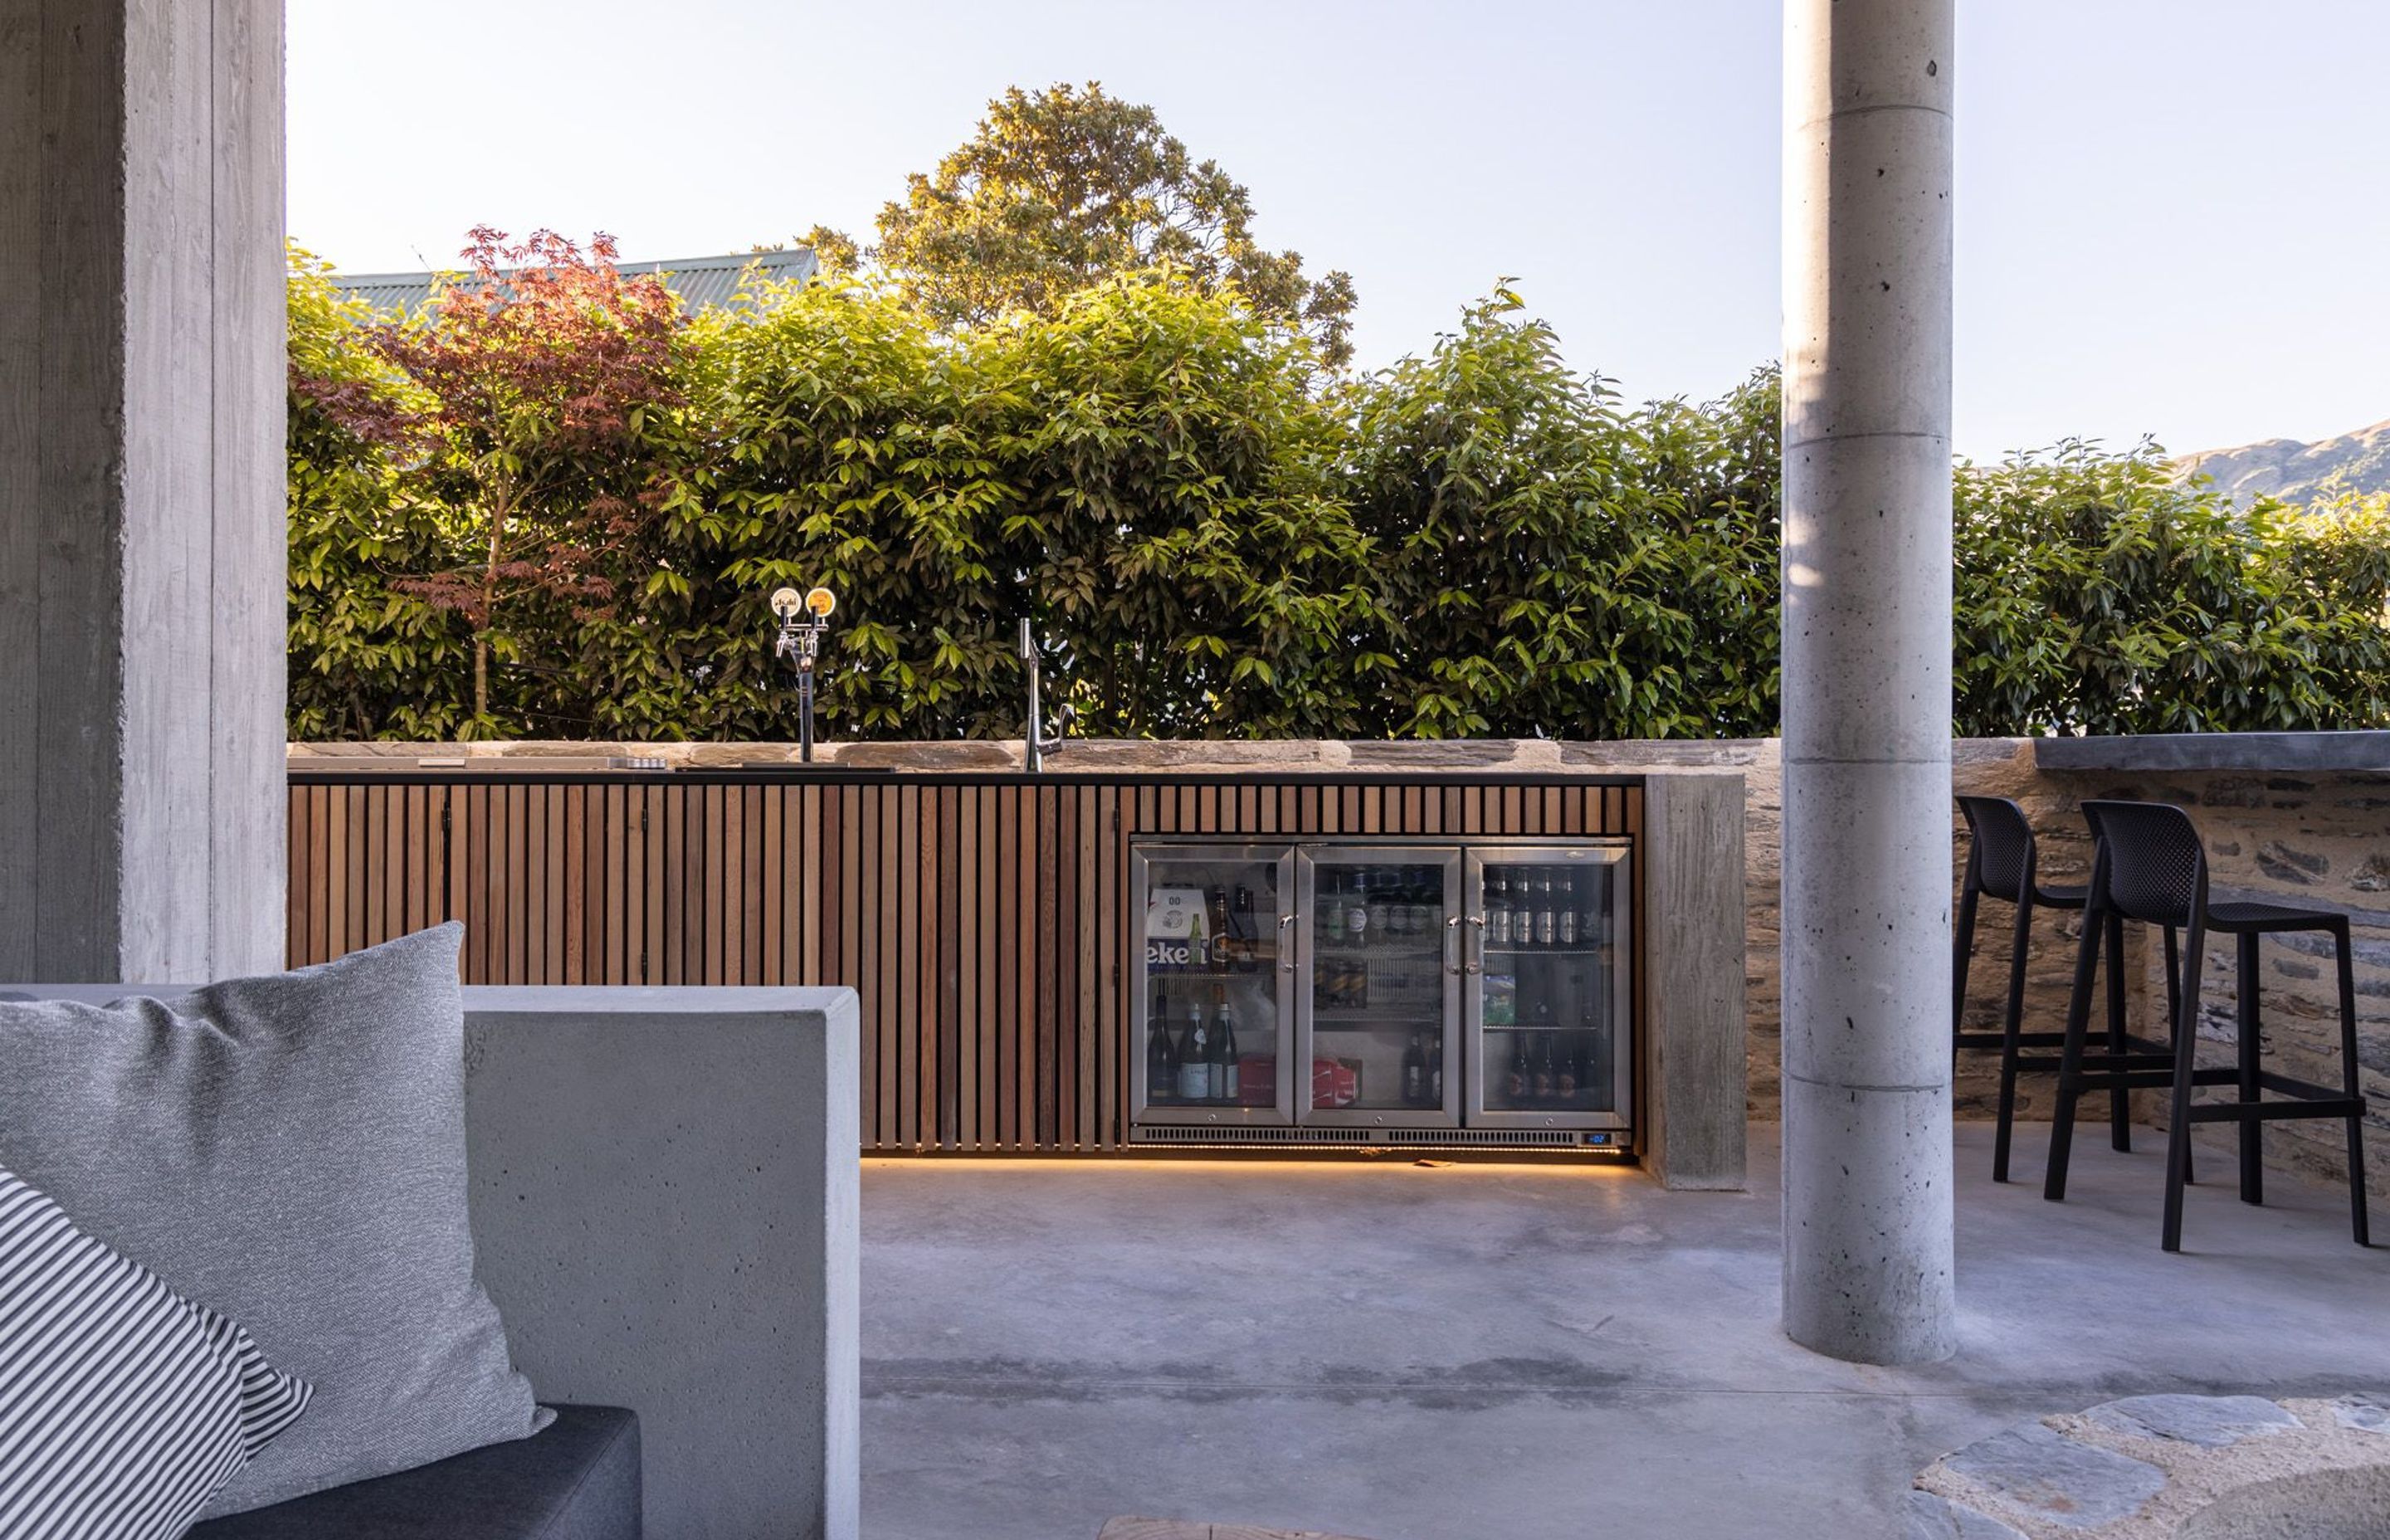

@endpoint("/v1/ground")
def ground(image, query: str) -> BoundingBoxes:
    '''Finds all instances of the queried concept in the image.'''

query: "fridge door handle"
[1278,911,1298,972]
[1444,914,1462,975]
[1465,914,1485,975]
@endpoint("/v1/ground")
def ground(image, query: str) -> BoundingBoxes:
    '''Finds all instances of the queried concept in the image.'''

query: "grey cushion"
[185,1406,639,1540]
[0,924,545,1518]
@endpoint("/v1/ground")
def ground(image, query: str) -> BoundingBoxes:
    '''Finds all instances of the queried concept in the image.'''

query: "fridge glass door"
[1133,844,1296,1125]
[1297,846,1461,1127]
[1466,844,1632,1129]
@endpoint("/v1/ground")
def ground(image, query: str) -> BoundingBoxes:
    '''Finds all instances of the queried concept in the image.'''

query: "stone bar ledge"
[2034,731,2390,774]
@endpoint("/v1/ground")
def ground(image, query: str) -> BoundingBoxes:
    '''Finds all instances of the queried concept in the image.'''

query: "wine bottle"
[1427,1032,1444,1105]
[1345,873,1370,950]
[1487,874,1510,948]
[1232,885,1256,973]
[1149,987,1178,1101]
[1402,1032,1427,1106]
[1532,1032,1555,1101]
[1536,873,1557,948]
[1211,986,1237,1102]
[1558,874,1578,948]
[1557,1033,1581,1099]
[1206,886,1232,969]
[1507,1036,1530,1102]
[1178,1003,1211,1101]
[1323,872,1347,945]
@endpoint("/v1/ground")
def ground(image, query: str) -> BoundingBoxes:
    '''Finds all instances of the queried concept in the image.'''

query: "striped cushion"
[0,1167,311,1540]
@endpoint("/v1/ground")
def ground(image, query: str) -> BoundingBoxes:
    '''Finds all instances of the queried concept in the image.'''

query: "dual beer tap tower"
[768,587,1071,768]
[768,585,837,763]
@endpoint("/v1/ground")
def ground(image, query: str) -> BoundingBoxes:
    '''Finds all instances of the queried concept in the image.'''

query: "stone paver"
[1905,1489,2032,1540]
[1940,1423,2168,1529]
[2083,1395,2301,1450]
[1918,1392,2390,1539]
[2333,1392,2390,1435]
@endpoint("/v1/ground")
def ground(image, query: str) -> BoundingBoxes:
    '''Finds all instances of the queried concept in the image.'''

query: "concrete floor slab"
[861,1124,2389,1540]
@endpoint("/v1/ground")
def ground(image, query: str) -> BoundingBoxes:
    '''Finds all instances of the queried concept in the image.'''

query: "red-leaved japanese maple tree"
[364,227,688,728]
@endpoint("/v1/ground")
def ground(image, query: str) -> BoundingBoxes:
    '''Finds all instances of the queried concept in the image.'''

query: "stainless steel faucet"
[1019,617,1075,772]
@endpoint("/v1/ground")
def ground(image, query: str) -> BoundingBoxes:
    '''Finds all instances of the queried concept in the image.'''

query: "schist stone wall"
[1554,736,2390,1201]
[292,735,2390,1196]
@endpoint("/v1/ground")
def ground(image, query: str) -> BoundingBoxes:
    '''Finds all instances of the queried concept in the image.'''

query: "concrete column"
[1778,0,1958,1363]
[0,0,287,982]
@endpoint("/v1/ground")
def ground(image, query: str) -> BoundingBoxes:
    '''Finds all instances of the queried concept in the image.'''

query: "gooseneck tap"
[1020,617,1076,773]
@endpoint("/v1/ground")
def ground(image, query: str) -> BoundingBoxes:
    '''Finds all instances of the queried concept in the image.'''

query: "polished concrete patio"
[861,1124,2389,1540]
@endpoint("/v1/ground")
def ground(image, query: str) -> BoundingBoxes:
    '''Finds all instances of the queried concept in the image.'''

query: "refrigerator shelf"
[1483,946,1612,958]
[1480,1022,1613,1035]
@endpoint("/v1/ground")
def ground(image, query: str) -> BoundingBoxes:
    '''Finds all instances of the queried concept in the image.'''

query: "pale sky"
[288,0,2390,461]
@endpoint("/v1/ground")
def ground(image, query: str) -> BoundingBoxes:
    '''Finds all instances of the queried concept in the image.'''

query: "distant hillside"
[2177,419,2390,504]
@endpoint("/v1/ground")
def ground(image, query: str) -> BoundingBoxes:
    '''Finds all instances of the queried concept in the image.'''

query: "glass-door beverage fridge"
[1132,844,1298,1127]
[1463,844,1632,1132]
[1131,838,1631,1146]
[1295,847,1462,1128]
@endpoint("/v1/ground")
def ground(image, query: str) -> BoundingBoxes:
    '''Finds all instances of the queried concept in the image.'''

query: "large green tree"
[817,82,1358,368]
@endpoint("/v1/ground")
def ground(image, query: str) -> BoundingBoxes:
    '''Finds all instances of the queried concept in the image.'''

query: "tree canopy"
[813,82,1358,367]
[285,243,2390,743]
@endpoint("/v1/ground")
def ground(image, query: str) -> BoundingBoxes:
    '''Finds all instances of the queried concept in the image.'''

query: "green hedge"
[286,253,2390,742]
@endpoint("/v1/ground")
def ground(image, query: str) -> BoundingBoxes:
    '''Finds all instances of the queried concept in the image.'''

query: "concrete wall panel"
[0,0,285,981]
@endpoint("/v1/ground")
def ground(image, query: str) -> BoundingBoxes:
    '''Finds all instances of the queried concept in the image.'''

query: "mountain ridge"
[2176,418,2390,504]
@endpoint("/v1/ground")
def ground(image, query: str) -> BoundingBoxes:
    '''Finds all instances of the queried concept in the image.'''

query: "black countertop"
[2032,732,2390,774]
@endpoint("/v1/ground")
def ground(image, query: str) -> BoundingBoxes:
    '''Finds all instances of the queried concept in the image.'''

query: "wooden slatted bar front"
[285,769,1643,1153]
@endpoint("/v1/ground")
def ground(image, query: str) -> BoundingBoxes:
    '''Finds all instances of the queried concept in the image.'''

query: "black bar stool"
[1953,796,2115,1181]
[2044,800,2370,1252]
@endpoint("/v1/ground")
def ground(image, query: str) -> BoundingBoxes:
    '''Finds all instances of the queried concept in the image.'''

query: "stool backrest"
[1956,795,2036,902]
[2080,799,2207,928]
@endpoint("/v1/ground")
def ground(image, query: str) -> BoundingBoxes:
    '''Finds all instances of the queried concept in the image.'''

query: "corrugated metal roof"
[330,248,818,317]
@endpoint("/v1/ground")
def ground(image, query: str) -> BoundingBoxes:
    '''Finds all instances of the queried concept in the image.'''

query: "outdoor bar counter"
[284,741,1750,1186]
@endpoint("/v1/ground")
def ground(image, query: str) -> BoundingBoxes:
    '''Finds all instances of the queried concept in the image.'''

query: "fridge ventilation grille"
[1129,1124,1618,1150]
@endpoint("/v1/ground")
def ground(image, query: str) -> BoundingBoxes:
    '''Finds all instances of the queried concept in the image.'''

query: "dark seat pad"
[188,1405,639,1540]
[2207,899,2344,933]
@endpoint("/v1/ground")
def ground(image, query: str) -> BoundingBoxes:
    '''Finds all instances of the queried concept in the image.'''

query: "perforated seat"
[2205,899,2346,932]
[2043,800,2370,1253]
[1952,796,2119,1182]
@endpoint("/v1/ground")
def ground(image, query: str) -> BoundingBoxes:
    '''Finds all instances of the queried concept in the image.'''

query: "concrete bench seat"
[189,1406,640,1540]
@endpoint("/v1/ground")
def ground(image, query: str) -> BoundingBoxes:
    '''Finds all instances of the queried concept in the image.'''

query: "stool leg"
[1994,890,2034,1183]
[2106,912,2131,1153]
[2163,920,2207,1253]
[2236,932,2262,1206]
[2335,924,2370,1247]
[2167,925,2192,1186]
[1953,880,1979,1063]
[2046,899,2105,1203]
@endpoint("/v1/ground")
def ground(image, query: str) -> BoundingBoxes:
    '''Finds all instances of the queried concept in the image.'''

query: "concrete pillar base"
[1782,1073,1958,1363]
